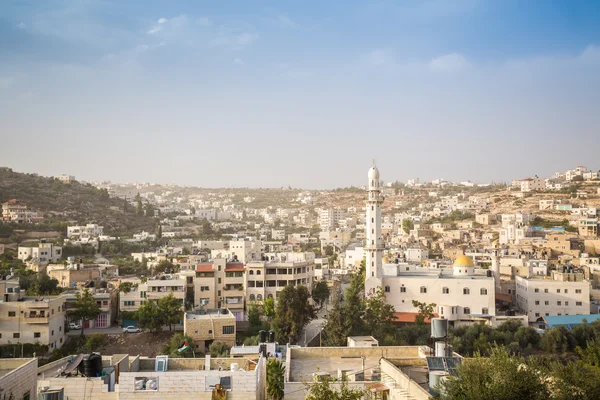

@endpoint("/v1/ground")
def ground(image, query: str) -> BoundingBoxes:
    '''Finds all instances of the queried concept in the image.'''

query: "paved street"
[298,307,328,346]
[66,325,183,336]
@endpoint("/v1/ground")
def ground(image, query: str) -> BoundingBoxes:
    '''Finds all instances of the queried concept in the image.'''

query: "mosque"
[364,164,508,326]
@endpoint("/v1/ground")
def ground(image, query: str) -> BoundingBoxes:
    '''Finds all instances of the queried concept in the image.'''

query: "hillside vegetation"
[0,168,156,236]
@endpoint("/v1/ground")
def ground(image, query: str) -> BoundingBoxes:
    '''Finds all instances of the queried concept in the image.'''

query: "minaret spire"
[365,163,384,296]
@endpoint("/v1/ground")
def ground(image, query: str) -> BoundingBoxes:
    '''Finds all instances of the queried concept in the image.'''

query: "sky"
[1,0,599,189]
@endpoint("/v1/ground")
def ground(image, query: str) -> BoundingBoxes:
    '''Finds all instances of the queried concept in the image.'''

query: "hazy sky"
[1,1,599,188]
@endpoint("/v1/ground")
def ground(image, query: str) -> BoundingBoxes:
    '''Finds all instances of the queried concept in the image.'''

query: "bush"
[83,334,105,352]
[209,341,231,357]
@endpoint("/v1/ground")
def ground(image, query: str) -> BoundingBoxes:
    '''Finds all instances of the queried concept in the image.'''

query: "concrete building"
[64,289,115,329]
[36,353,265,400]
[516,271,591,325]
[0,358,38,400]
[520,178,545,192]
[318,208,346,230]
[194,260,245,320]
[184,309,237,351]
[2,199,37,223]
[579,217,599,238]
[0,282,66,349]
[17,242,62,264]
[405,248,429,263]
[54,174,75,183]
[48,266,102,288]
[67,224,104,240]
[271,229,286,240]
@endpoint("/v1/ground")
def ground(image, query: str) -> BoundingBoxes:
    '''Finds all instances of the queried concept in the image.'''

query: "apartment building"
[48,266,101,288]
[245,252,315,304]
[0,358,38,400]
[318,208,346,230]
[66,224,104,240]
[211,239,263,264]
[579,218,599,238]
[520,177,545,192]
[0,280,66,349]
[194,259,245,320]
[17,242,62,263]
[516,271,591,324]
[64,289,115,329]
[146,277,186,306]
[184,308,237,350]
[1,199,37,223]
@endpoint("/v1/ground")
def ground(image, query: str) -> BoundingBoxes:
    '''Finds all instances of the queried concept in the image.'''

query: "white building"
[404,248,429,263]
[516,271,590,324]
[365,164,384,295]
[271,229,286,240]
[67,224,104,240]
[17,242,62,263]
[54,174,75,183]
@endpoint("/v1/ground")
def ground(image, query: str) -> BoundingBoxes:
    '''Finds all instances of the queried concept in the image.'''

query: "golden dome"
[454,255,474,267]
[382,257,389,263]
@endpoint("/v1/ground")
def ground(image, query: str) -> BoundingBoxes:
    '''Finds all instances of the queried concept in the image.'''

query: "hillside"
[0,168,157,236]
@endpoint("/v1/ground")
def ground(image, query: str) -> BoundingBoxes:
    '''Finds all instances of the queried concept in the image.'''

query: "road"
[67,325,183,336]
[298,307,328,347]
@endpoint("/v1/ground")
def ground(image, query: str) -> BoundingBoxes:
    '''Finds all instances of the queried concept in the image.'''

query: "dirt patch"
[95,332,175,357]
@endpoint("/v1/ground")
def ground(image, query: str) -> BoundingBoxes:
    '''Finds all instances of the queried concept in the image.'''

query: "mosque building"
[364,164,511,326]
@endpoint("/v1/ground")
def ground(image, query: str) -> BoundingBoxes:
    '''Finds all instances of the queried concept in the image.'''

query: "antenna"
[372,158,376,167]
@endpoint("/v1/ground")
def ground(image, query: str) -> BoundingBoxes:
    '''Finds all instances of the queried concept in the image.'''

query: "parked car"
[69,322,81,330]
[123,326,141,333]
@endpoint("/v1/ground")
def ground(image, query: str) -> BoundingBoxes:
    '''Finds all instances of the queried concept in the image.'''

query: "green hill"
[0,168,157,236]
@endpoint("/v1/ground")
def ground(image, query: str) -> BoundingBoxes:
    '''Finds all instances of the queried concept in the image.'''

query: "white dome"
[368,166,380,181]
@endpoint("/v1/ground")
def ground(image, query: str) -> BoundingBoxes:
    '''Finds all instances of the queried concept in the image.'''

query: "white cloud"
[17,22,26,29]
[233,58,245,66]
[210,32,258,49]
[429,53,470,72]
[579,45,600,63]
[157,18,167,24]
[276,14,300,28]
[147,26,161,35]
[198,17,211,27]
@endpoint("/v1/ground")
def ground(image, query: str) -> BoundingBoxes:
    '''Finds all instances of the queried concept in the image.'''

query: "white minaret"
[365,161,384,296]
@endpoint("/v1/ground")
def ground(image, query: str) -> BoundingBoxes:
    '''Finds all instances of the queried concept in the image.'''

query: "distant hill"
[0,168,157,236]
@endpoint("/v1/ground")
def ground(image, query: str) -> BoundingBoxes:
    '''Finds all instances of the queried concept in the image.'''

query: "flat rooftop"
[185,309,234,320]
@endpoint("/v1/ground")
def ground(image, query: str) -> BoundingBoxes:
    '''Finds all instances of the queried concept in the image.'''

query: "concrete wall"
[0,358,38,400]
[380,358,430,400]
[129,355,140,372]
[38,377,116,400]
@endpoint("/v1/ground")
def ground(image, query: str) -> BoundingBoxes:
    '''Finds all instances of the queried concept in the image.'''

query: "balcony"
[24,314,49,323]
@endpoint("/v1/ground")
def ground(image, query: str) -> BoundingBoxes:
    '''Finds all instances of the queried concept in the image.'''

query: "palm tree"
[266,359,285,400]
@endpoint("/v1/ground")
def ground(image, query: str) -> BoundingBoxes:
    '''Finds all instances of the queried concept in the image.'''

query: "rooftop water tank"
[431,318,448,338]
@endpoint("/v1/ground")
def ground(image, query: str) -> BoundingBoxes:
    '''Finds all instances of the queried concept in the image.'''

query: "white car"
[123,326,141,333]
[69,323,81,330]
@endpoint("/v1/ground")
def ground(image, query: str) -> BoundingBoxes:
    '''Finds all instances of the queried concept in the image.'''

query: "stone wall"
[0,358,37,400]
[380,358,430,400]
[38,377,116,400]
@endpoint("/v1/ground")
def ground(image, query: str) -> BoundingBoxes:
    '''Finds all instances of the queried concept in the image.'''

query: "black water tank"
[486,270,492,277]
[268,330,275,343]
[79,353,103,377]
[259,330,266,343]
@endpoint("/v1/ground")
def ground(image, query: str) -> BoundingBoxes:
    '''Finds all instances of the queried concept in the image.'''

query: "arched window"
[257,294,263,301]
[384,286,390,293]
[442,287,449,294]
[480,288,488,295]
[463,288,470,295]
[482,307,488,314]
[249,270,254,275]
[464,307,471,314]
[249,294,255,301]
[420,286,427,294]
[257,270,261,275]
[266,294,273,299]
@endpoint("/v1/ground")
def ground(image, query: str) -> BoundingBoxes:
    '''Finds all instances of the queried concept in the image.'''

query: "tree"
[266,359,285,400]
[144,202,154,217]
[136,300,163,332]
[412,300,436,325]
[68,289,101,337]
[363,287,397,342]
[344,271,365,336]
[162,332,196,358]
[264,296,275,320]
[135,192,143,216]
[153,259,177,274]
[209,341,231,357]
[550,360,600,400]
[118,281,138,294]
[156,224,162,239]
[304,376,366,400]
[158,293,183,331]
[440,347,550,400]
[311,280,330,308]
[540,326,576,353]
[273,285,314,343]
[324,245,334,257]
[402,219,414,234]
[248,303,262,329]
[323,291,349,346]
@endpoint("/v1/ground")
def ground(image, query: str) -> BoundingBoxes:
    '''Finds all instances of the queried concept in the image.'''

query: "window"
[557,289,561,293]
[249,294,255,301]
[13,333,19,338]
[8,311,15,317]
[535,313,540,317]
[223,325,235,335]
[218,278,222,284]
[51,330,54,336]
[463,288,470,295]
[557,301,562,306]
[544,289,549,293]
[384,286,390,293]
[545,301,549,305]
[249,270,254,275]
[576,289,582,294]
[134,376,159,391]
[576,302,583,306]
[482,308,488,314]
[464,307,471,314]
[420,286,427,294]
[442,287,449,294]
[257,270,261,275]
[565,301,569,306]
[535,301,540,305]
[200,286,210,292]
[400,287,406,293]
[34,332,41,338]
[480,288,488,295]
[257,294,263,301]
[564,289,568,294]
[534,288,539,293]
